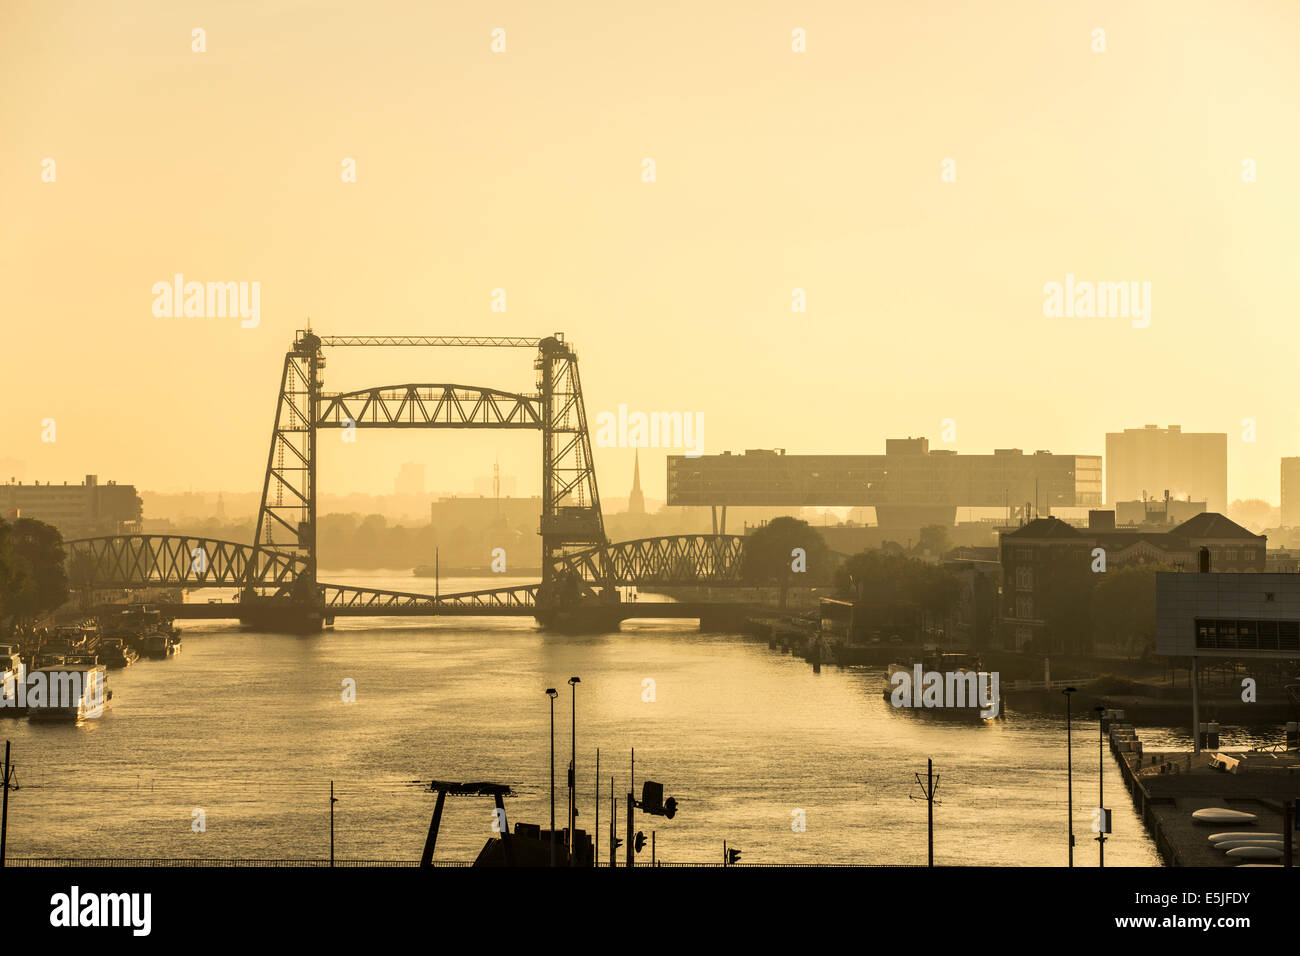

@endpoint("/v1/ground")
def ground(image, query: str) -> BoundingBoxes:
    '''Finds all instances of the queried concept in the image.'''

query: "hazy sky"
[4,0,1299,505]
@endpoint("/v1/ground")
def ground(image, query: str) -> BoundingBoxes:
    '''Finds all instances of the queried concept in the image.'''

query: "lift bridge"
[66,331,750,632]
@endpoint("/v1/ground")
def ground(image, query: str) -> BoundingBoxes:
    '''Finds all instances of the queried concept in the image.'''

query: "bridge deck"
[164,602,756,621]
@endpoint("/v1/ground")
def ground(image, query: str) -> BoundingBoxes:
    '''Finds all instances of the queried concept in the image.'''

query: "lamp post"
[546,688,558,867]
[1064,686,1077,867]
[568,676,580,863]
[1095,704,1106,867]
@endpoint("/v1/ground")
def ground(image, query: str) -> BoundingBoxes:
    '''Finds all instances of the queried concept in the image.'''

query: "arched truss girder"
[316,384,543,429]
[66,536,305,589]
[552,534,745,587]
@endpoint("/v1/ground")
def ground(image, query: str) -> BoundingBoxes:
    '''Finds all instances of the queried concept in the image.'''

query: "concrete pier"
[1108,718,1298,866]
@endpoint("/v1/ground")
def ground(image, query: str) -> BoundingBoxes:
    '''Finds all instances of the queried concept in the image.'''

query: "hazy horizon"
[5,0,1299,504]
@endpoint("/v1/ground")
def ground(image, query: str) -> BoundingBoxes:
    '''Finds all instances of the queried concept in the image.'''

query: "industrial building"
[0,475,142,539]
[1105,425,1227,513]
[667,438,1101,530]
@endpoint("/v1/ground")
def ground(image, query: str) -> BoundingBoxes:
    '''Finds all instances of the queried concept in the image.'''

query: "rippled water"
[6,572,1284,866]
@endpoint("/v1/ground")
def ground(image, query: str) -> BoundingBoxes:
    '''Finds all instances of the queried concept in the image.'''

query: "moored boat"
[24,660,110,723]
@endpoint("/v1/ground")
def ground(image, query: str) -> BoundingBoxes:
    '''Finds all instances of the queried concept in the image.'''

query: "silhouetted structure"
[1105,425,1226,514]
[668,440,1101,529]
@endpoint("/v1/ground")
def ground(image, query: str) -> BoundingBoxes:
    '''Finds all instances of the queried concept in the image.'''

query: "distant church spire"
[628,450,646,515]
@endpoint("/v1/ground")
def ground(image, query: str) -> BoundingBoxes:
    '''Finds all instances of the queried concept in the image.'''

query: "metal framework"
[552,535,744,587]
[317,336,537,348]
[66,535,304,589]
[321,582,538,610]
[535,335,607,595]
[247,330,322,601]
[317,385,541,429]
[65,330,748,622]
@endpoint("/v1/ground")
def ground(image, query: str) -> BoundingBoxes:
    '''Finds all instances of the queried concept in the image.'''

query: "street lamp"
[1063,686,1077,867]
[1095,704,1107,867]
[568,676,580,863]
[546,688,558,867]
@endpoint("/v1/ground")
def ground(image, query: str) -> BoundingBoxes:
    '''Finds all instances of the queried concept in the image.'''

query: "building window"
[1195,618,1300,652]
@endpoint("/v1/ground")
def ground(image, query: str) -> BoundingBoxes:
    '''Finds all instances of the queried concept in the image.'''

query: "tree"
[835,549,961,621]
[0,517,70,625]
[913,525,951,559]
[1091,563,1173,659]
[740,517,832,607]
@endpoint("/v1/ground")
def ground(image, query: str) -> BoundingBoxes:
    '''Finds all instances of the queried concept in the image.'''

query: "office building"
[1105,425,1226,513]
[0,475,142,539]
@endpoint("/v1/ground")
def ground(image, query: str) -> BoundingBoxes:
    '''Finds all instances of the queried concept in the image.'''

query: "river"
[3,572,1288,865]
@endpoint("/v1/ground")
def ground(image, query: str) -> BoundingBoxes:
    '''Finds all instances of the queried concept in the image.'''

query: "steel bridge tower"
[535,334,609,606]
[238,330,612,628]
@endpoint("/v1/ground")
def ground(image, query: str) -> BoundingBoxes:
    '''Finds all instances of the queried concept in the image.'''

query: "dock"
[1107,715,1299,866]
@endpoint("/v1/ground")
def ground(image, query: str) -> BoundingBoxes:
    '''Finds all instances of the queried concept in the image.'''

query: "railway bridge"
[66,331,752,632]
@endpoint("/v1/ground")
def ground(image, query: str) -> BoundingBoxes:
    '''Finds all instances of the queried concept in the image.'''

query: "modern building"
[1105,425,1227,513]
[1281,457,1300,528]
[0,475,142,539]
[667,439,1102,530]
[1000,512,1264,651]
[1157,572,1300,659]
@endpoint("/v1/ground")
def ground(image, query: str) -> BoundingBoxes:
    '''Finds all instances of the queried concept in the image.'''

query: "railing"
[1005,679,1081,691]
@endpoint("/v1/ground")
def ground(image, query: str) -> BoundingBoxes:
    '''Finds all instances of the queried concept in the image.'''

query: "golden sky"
[3,0,1298,505]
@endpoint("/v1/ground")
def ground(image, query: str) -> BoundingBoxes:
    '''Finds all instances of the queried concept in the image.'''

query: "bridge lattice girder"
[66,536,305,589]
[321,581,538,609]
[316,385,542,429]
[65,534,747,594]
[553,534,745,587]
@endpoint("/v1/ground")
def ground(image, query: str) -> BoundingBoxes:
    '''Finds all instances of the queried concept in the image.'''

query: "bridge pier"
[237,602,328,635]
[533,606,626,634]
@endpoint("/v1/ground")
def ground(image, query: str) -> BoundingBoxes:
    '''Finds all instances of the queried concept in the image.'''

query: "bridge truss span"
[321,581,539,611]
[553,534,745,587]
[317,384,542,429]
[66,536,305,590]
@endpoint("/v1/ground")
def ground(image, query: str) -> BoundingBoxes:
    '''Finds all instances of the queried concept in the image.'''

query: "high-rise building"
[1105,425,1226,513]
[1281,458,1300,528]
[628,450,646,515]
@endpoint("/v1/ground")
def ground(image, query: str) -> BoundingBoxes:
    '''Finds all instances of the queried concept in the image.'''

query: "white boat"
[0,645,25,712]
[1191,808,1258,824]
[1214,839,1283,851]
[1226,846,1282,860]
[25,663,109,723]
[1208,831,1281,842]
